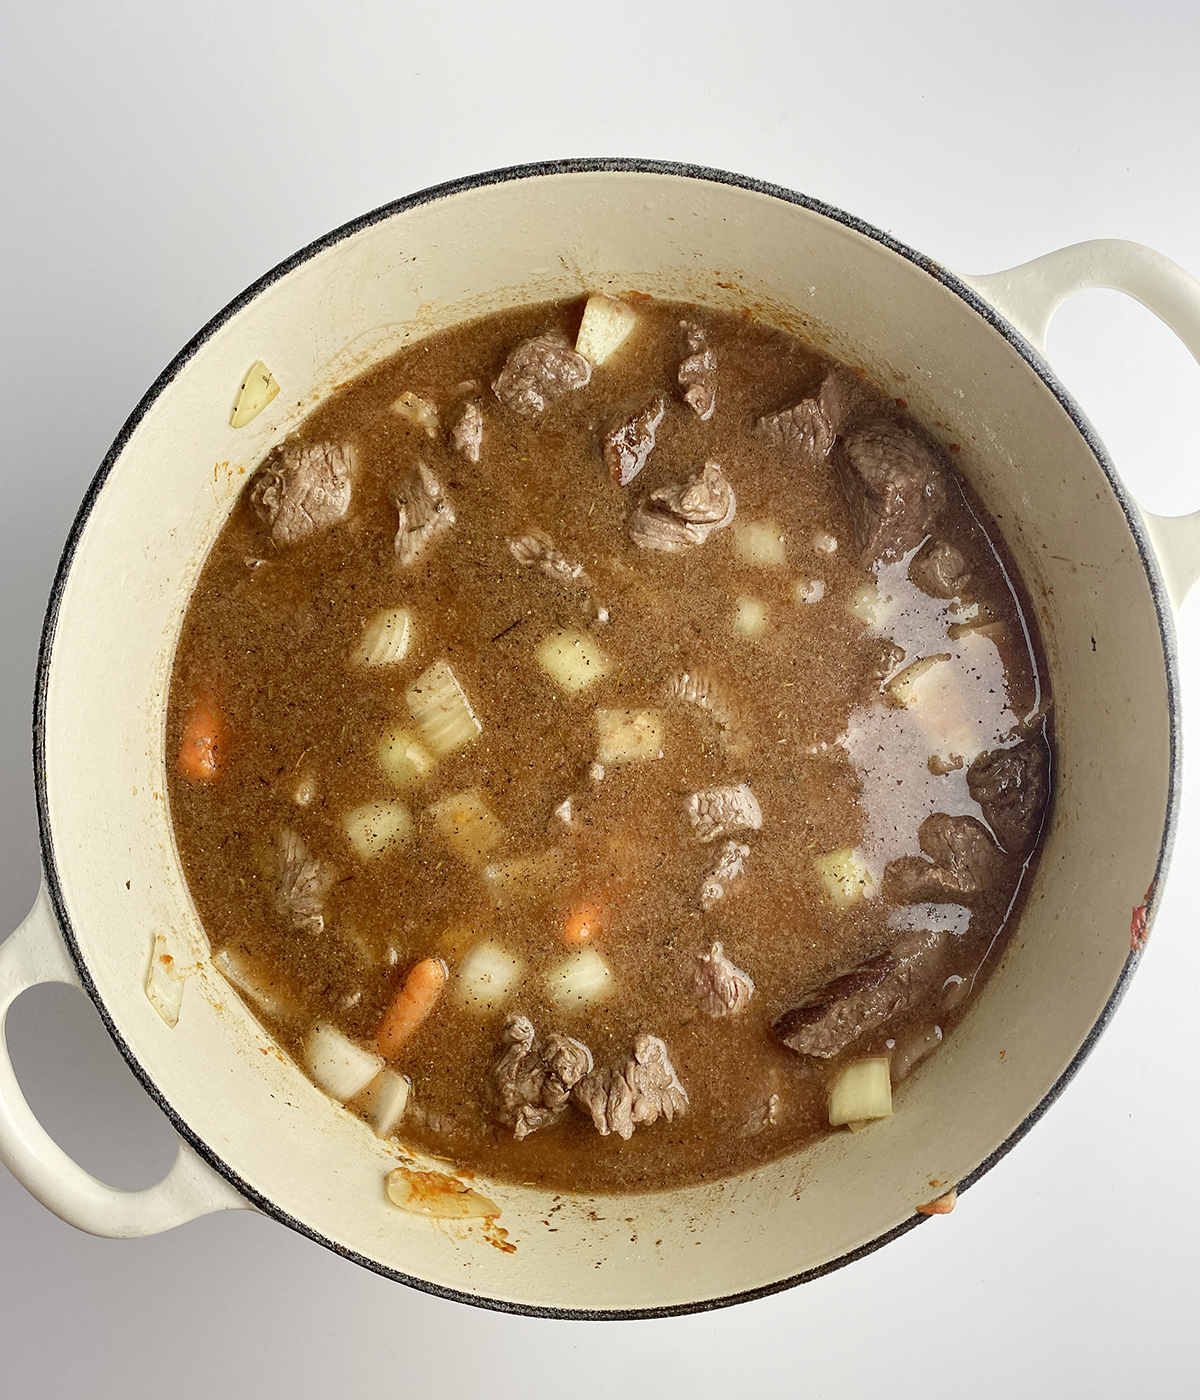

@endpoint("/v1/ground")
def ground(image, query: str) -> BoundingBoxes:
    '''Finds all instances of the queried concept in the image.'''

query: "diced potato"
[536,629,610,695]
[455,940,525,1011]
[828,1056,893,1127]
[376,725,435,788]
[304,1022,384,1102]
[483,848,567,903]
[145,933,187,1028]
[389,391,440,436]
[359,1068,412,1137]
[732,596,769,639]
[594,708,664,764]
[813,846,877,908]
[213,946,301,1023]
[430,789,504,865]
[575,295,637,366]
[846,580,897,630]
[547,947,613,1010]
[733,520,788,568]
[386,1165,499,1218]
[342,800,413,861]
[354,607,413,667]
[406,661,481,756]
[230,359,280,428]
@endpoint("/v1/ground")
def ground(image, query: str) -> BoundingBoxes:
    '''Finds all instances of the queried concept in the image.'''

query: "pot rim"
[31,156,1182,1320]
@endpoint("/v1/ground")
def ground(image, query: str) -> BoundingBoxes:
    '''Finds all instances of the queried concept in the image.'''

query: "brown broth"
[167,297,1051,1193]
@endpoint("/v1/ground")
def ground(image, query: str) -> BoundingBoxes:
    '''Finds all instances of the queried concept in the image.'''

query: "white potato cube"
[376,725,435,788]
[389,391,440,436]
[813,846,877,908]
[342,800,413,860]
[145,933,187,1028]
[354,607,413,667]
[406,661,481,756]
[360,1068,412,1136]
[733,520,788,568]
[430,789,504,865]
[732,596,769,639]
[536,629,610,695]
[230,359,280,428]
[829,1056,893,1127]
[846,580,896,630]
[575,295,637,366]
[304,1022,384,1102]
[595,708,664,764]
[455,941,525,1012]
[547,947,613,1011]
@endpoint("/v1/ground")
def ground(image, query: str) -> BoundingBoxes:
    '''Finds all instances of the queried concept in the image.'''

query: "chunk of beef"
[678,322,716,420]
[629,461,736,552]
[491,331,591,415]
[508,528,609,622]
[686,782,762,843]
[572,1035,688,1140]
[756,371,857,465]
[833,422,948,566]
[967,737,1050,855]
[695,940,755,1015]
[393,462,455,565]
[909,539,970,598]
[602,396,665,486]
[699,840,750,911]
[274,828,335,935]
[448,399,483,462]
[885,812,1006,904]
[490,1014,594,1140]
[773,929,945,1058]
[251,441,355,547]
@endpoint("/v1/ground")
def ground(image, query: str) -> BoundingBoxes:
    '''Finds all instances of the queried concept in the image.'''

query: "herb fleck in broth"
[167,295,1051,1193]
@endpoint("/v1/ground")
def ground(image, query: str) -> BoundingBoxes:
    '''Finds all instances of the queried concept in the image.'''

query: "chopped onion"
[359,1068,411,1136]
[354,607,413,667]
[385,1166,499,1218]
[213,946,300,1023]
[406,660,481,756]
[389,391,440,436]
[230,360,280,428]
[304,1022,384,1101]
[376,725,435,788]
[828,1056,893,1127]
[145,933,187,1028]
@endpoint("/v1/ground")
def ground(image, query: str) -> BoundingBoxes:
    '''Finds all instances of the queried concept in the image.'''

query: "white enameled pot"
[3,160,1200,1318]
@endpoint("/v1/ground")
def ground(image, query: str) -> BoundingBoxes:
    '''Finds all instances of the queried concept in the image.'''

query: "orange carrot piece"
[177,692,226,782]
[376,957,447,1059]
[562,898,610,946]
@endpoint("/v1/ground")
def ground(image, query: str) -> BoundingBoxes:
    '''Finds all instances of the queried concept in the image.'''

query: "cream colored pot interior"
[40,169,1170,1312]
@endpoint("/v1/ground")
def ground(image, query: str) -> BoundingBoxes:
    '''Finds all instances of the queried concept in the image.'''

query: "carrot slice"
[376,957,447,1059]
[562,898,610,946]
[177,692,225,782]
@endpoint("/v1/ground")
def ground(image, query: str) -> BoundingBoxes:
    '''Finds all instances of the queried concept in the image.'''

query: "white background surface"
[3,3,1199,1396]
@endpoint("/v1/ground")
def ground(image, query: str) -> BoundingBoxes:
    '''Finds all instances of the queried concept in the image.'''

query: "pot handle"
[0,884,253,1236]
[963,239,1200,610]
